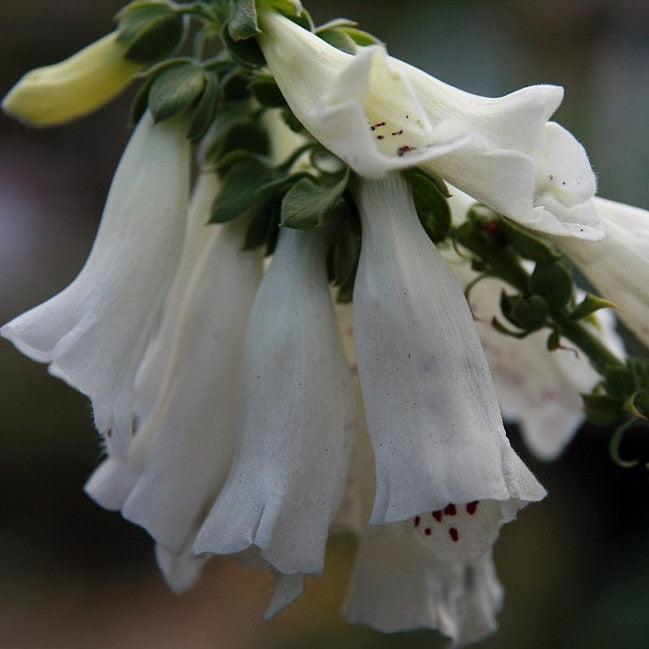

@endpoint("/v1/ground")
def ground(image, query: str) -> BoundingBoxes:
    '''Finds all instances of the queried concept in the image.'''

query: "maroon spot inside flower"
[466,501,479,515]
[449,527,459,542]
[106,429,112,439]
[443,503,457,517]
[377,135,385,140]
[424,527,432,536]
[432,510,443,523]
[414,516,421,527]
[397,145,416,157]
[391,129,404,136]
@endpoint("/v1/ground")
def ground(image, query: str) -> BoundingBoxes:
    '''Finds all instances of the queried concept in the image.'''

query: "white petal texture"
[194,227,355,575]
[119,216,262,555]
[352,173,544,559]
[344,534,503,647]
[341,368,504,646]
[134,170,220,421]
[557,196,649,347]
[258,13,600,240]
[3,111,191,459]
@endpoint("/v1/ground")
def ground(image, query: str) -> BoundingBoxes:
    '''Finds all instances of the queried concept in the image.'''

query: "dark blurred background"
[1,1,649,648]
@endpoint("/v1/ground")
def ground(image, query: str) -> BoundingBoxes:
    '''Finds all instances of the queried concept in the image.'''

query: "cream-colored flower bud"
[2,32,141,127]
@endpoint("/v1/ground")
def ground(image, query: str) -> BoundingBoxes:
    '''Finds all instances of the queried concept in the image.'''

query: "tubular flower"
[557,197,649,347]
[2,112,191,458]
[352,172,545,549]
[193,227,356,575]
[2,32,141,127]
[258,13,600,240]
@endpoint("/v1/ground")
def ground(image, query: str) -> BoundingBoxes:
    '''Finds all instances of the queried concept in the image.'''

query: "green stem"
[559,318,625,374]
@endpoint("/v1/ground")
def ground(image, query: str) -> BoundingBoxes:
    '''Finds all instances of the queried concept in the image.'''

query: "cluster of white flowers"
[3,2,648,646]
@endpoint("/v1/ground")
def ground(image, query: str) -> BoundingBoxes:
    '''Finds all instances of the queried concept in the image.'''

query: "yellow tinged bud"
[2,32,142,127]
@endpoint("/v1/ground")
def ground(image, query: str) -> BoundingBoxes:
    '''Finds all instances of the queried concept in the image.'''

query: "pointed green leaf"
[249,75,286,107]
[187,73,219,141]
[211,158,274,223]
[570,293,618,321]
[318,29,357,54]
[222,21,266,68]
[339,27,381,47]
[583,393,624,426]
[316,18,358,32]
[281,171,350,230]
[148,63,205,123]
[530,261,574,309]
[502,220,561,263]
[406,169,451,243]
[229,0,260,41]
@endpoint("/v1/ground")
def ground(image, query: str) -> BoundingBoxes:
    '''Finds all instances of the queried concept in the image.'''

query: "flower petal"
[48,112,191,459]
[194,228,355,574]
[264,573,305,620]
[121,217,262,555]
[1,112,154,363]
[343,532,502,647]
[83,457,139,511]
[259,14,468,179]
[134,170,220,421]
[558,196,649,346]
[352,174,545,531]
[155,543,208,595]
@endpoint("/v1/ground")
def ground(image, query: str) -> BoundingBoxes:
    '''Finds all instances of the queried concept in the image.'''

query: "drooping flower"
[2,32,141,127]
[2,112,191,458]
[258,12,600,240]
[557,197,649,348]
[193,227,356,575]
[352,172,545,556]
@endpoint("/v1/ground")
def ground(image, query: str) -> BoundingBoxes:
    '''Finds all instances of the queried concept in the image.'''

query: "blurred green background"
[1,1,649,648]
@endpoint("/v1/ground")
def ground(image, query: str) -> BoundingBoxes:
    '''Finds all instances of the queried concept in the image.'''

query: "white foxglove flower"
[352,173,545,561]
[134,170,220,420]
[557,197,649,347]
[194,227,355,575]
[120,217,262,557]
[345,534,503,646]
[258,13,600,240]
[3,112,191,459]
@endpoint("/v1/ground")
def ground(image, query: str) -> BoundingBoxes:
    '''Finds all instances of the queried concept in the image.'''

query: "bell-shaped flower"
[193,227,356,575]
[352,173,545,562]
[2,32,141,127]
[258,12,600,240]
[345,534,503,646]
[557,197,649,347]
[133,170,221,421]
[2,112,191,458]
[336,370,505,646]
[120,217,263,557]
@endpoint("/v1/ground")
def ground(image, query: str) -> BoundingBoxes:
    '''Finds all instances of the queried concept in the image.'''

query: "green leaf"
[218,120,270,158]
[406,169,451,243]
[221,68,252,100]
[315,18,358,32]
[569,294,617,321]
[530,261,574,309]
[129,75,155,126]
[331,212,361,288]
[340,27,381,47]
[228,0,260,41]
[501,220,561,263]
[504,294,549,331]
[187,73,219,141]
[249,75,286,108]
[244,196,281,254]
[281,106,304,132]
[148,63,205,123]
[258,0,314,30]
[222,21,266,68]
[211,158,274,223]
[118,2,185,63]
[582,393,624,426]
[281,171,350,229]
[317,29,357,54]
